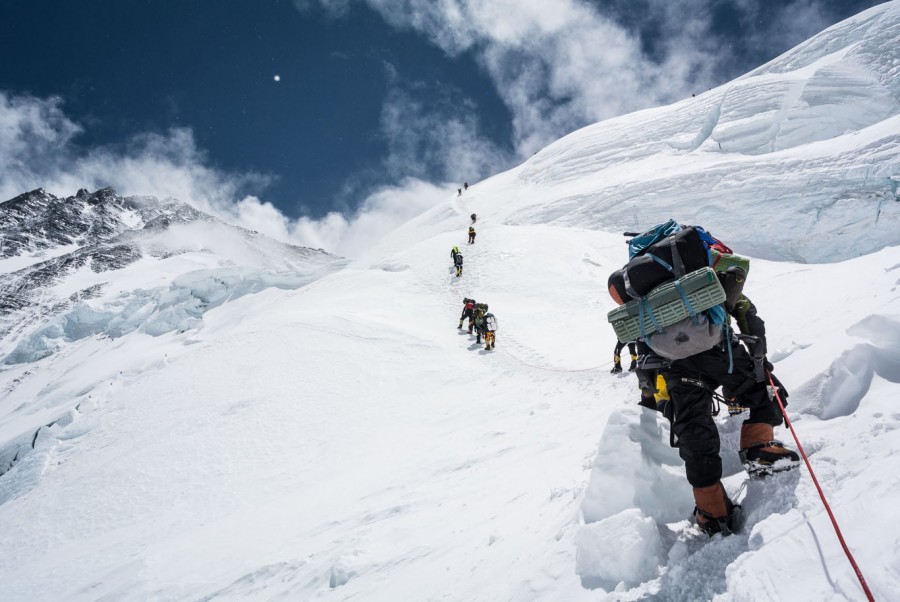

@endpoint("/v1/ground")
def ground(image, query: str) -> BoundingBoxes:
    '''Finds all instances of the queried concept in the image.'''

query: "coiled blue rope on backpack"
[637,298,664,338]
[673,281,698,324]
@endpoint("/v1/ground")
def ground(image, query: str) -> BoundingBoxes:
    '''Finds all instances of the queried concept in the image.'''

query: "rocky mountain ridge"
[0,187,210,259]
[0,187,339,362]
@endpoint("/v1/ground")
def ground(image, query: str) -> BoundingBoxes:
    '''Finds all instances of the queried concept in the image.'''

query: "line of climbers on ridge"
[449,215,478,278]
[449,199,496,352]
[606,219,800,537]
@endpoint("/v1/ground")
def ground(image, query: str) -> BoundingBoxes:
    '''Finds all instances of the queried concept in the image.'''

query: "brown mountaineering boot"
[740,423,800,476]
[693,482,741,537]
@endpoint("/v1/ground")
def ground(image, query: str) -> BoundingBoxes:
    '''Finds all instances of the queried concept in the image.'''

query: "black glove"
[737,335,767,382]
[739,334,766,359]
[767,371,789,409]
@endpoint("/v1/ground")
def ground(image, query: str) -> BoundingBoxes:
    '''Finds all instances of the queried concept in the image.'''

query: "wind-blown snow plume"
[235,178,450,256]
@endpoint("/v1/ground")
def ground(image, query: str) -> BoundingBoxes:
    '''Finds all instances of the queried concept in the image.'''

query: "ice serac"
[0,187,342,362]
[504,2,900,263]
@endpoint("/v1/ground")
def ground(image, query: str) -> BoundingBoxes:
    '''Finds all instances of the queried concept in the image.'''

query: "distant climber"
[464,182,469,190]
[483,311,497,350]
[470,213,477,224]
[459,298,476,332]
[451,246,460,263]
[472,303,489,344]
[454,252,464,277]
[468,226,476,244]
[458,188,462,196]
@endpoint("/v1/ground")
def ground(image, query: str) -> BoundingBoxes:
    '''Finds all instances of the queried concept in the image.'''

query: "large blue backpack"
[607,220,734,360]
[626,219,686,259]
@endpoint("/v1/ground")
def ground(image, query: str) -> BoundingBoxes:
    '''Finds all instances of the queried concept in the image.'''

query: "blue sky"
[0,0,887,252]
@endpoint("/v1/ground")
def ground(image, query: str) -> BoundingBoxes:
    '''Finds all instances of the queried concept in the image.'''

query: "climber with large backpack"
[472,303,489,344]
[459,298,476,332]
[606,219,799,537]
[454,252,464,277]
[483,311,498,350]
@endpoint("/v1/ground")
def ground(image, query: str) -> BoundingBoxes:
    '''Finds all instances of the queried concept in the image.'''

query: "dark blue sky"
[0,0,886,219]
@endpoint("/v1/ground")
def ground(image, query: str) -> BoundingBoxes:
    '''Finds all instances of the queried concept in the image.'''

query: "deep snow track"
[447,191,612,372]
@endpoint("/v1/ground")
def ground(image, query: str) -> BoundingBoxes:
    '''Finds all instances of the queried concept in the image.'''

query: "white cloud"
[333,0,719,157]
[379,82,512,184]
[233,178,449,256]
[301,0,859,158]
[0,94,81,192]
[0,91,449,258]
[0,92,271,215]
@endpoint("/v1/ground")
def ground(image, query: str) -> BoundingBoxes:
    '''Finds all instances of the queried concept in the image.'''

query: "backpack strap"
[673,281,698,322]
[669,236,686,277]
[622,270,639,300]
[637,299,664,338]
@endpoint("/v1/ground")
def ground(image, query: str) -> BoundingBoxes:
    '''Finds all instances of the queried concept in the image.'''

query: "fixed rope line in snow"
[497,344,609,373]
[447,205,606,374]
[766,370,876,602]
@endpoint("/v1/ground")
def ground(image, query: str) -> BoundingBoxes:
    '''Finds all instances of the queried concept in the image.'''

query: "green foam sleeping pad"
[607,267,726,343]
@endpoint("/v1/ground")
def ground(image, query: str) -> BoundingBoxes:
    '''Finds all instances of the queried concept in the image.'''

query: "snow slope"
[499,2,900,264]
[1,2,900,601]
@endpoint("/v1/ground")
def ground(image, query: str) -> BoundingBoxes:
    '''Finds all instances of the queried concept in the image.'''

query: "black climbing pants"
[662,340,785,488]
[614,340,636,361]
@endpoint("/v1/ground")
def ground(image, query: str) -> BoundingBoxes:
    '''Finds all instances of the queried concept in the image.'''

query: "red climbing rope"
[767,370,875,602]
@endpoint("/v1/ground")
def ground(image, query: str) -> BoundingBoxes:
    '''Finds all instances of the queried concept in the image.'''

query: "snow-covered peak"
[1,186,215,261]
[747,1,899,83]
